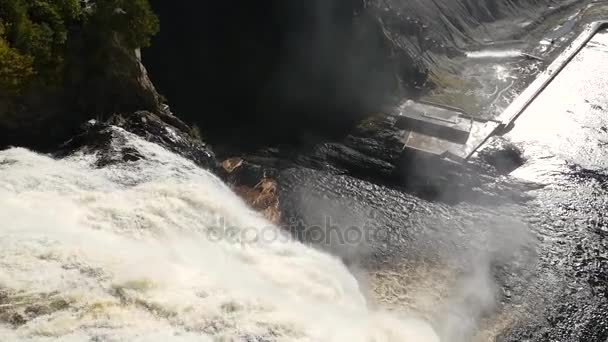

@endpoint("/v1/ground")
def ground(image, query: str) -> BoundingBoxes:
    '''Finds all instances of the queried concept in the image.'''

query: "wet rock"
[57,110,219,171]
[221,158,281,224]
[0,290,74,329]
[143,0,565,149]
[0,27,162,152]
[23,299,70,319]
[218,114,413,225]
[221,115,405,186]
[474,136,526,174]
[7,313,26,327]
[232,179,282,225]
[221,158,280,188]
[144,0,429,147]
[222,112,533,212]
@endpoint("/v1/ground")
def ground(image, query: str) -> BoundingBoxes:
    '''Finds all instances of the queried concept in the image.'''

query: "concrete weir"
[395,20,608,163]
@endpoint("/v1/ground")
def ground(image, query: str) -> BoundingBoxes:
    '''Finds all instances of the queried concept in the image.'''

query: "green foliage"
[0,22,34,95]
[0,0,81,84]
[190,124,204,142]
[85,0,159,49]
[0,0,159,94]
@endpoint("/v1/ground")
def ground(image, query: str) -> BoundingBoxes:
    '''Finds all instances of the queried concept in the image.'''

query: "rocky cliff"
[0,0,575,152]
[0,0,161,151]
[143,0,574,149]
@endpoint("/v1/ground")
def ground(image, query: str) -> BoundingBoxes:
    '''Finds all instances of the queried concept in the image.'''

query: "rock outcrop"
[219,112,529,212]
[144,0,429,147]
[56,110,218,172]
[0,34,162,151]
[143,0,573,148]
[0,1,161,151]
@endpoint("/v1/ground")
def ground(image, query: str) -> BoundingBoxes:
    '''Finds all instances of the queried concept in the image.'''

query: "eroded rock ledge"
[56,110,218,172]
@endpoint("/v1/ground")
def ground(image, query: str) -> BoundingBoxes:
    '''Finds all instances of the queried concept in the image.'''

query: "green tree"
[0,22,34,95]
[85,0,159,49]
[0,0,158,93]
[0,0,81,84]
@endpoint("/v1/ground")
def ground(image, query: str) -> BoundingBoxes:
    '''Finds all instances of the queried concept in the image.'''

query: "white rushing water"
[465,49,525,59]
[0,127,438,341]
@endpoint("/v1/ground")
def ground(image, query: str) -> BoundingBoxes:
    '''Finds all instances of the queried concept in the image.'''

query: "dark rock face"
[219,115,404,186]
[57,110,218,171]
[219,113,530,206]
[475,136,526,174]
[144,0,428,147]
[143,0,567,148]
[0,33,161,152]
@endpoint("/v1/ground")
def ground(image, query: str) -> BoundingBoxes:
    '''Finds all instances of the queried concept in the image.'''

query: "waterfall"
[0,127,438,341]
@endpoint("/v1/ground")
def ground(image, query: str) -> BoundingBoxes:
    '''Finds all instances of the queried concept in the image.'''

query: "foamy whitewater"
[0,127,439,341]
[465,50,525,59]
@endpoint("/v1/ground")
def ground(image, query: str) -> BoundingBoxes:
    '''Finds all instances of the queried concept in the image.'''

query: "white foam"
[0,129,439,341]
[466,49,524,59]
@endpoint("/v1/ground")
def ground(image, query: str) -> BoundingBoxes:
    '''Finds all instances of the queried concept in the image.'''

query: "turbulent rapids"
[0,129,438,341]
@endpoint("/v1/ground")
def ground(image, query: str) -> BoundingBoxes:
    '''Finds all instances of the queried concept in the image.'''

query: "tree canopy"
[0,0,159,95]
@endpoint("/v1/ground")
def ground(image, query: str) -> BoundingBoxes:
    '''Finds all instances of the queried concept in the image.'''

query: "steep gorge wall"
[144,0,568,148]
[145,0,427,147]
[0,0,161,150]
[0,0,575,151]
[377,0,575,62]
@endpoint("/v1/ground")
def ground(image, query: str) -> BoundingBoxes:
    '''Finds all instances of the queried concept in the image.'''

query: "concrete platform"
[394,100,500,162]
[394,21,608,163]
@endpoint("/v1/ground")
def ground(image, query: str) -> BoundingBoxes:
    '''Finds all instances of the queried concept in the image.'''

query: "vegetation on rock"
[0,0,158,93]
[0,0,79,92]
[83,0,159,49]
[0,22,34,95]
[0,0,159,148]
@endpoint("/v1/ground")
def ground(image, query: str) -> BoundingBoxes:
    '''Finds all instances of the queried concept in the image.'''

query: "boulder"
[56,110,218,172]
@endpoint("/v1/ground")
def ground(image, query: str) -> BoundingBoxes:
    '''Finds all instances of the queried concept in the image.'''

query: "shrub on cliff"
[0,0,158,95]
[0,0,159,148]
[0,22,34,95]
[84,0,159,49]
[0,0,80,91]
